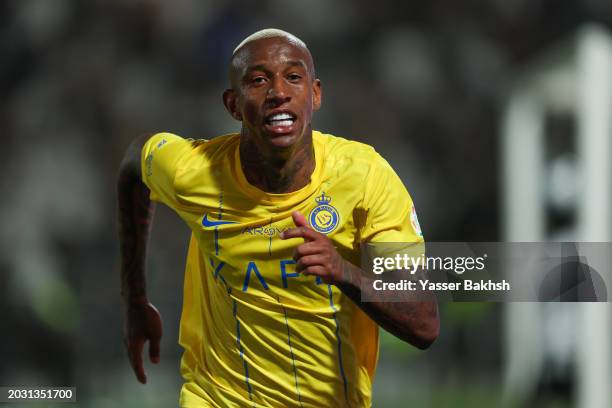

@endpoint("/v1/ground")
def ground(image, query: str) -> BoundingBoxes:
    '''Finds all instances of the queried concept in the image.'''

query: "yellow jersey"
[141,130,423,408]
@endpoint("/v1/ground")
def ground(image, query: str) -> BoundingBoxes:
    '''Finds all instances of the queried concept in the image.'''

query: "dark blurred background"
[2,0,612,407]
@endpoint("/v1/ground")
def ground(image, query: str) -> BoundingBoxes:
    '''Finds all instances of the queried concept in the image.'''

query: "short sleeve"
[141,132,193,208]
[360,154,424,243]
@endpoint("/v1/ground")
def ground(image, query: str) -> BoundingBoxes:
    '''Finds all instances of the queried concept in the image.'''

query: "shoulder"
[145,132,239,168]
[315,130,377,158]
[314,130,387,175]
[183,133,239,164]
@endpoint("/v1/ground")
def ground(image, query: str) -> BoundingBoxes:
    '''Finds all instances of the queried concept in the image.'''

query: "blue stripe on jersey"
[281,304,304,407]
[328,284,350,405]
[214,228,220,256]
[208,255,255,405]
[233,299,255,406]
[208,258,230,293]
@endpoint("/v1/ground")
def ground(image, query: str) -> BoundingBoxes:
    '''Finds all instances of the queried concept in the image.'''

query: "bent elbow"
[410,317,440,350]
[414,327,438,350]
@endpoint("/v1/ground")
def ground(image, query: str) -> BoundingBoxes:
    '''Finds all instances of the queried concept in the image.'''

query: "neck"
[239,130,316,194]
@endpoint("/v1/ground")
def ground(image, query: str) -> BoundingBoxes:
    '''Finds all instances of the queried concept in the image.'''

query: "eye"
[251,76,267,85]
[287,73,302,81]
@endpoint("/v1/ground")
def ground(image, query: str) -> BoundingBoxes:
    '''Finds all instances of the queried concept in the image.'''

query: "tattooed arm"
[335,262,438,350]
[117,134,163,384]
[281,211,439,350]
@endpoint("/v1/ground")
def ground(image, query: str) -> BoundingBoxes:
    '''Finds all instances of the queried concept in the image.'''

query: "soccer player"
[118,28,439,407]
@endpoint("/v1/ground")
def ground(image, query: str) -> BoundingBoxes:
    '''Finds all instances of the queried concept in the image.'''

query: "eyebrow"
[285,60,308,70]
[245,60,309,74]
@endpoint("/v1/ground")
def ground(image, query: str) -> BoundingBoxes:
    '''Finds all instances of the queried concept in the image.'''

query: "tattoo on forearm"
[118,146,155,303]
[337,261,438,347]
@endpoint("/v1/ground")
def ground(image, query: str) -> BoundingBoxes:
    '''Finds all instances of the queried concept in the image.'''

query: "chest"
[176,167,365,299]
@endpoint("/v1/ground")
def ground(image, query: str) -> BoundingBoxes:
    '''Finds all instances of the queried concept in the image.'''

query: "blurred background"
[1,0,612,407]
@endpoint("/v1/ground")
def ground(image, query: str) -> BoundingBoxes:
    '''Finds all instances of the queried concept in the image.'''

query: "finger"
[301,265,327,277]
[281,226,319,241]
[128,339,147,384]
[149,337,161,364]
[291,211,310,228]
[293,242,323,261]
[296,255,326,272]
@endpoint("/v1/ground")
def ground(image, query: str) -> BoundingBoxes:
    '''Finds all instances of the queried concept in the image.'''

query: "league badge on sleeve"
[411,204,423,237]
[309,192,340,234]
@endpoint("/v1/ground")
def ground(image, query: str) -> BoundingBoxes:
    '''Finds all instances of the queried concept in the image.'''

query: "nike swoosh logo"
[202,213,238,228]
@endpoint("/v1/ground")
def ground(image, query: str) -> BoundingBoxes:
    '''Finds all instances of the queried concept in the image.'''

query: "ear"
[223,89,242,121]
[312,79,322,111]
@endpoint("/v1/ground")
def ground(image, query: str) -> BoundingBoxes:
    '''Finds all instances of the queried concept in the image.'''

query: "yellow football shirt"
[141,130,424,408]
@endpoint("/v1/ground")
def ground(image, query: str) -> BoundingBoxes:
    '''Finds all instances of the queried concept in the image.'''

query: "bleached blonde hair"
[232,28,308,56]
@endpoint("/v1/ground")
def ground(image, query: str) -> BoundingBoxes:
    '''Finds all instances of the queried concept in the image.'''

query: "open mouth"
[265,112,296,128]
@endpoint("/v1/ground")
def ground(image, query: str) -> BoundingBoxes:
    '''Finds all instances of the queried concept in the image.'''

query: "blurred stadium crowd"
[2,0,612,406]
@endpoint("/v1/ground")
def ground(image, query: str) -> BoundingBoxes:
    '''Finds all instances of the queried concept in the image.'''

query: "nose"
[266,76,290,103]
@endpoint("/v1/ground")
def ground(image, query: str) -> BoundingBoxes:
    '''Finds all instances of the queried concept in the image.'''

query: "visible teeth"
[267,112,295,127]
[271,120,293,127]
[269,113,293,121]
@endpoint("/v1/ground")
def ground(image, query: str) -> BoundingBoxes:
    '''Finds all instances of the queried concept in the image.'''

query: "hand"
[123,300,163,384]
[280,211,347,285]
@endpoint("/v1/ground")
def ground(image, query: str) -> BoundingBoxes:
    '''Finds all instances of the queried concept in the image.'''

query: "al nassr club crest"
[308,192,339,234]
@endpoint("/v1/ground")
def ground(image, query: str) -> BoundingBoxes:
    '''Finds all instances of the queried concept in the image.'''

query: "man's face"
[224,37,322,152]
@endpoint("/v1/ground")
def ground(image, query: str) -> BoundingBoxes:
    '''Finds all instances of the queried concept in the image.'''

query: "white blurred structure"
[501,24,612,408]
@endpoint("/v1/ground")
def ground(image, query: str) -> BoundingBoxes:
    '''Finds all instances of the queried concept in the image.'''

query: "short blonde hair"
[233,28,307,55]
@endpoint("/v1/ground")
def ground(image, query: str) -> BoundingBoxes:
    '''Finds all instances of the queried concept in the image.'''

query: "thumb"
[291,211,310,229]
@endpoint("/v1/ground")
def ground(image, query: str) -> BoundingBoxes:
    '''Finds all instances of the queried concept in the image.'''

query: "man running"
[118,28,439,407]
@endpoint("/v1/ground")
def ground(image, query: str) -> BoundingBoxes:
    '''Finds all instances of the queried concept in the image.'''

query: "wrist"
[338,260,362,288]
[122,294,149,306]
